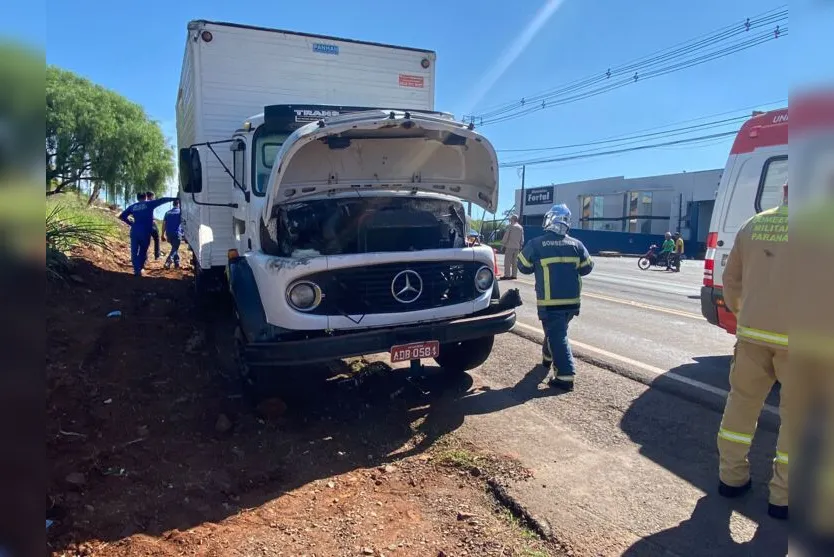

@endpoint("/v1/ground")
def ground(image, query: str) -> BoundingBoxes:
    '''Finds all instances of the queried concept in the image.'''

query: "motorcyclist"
[672,231,685,272]
[660,232,675,269]
[517,204,593,390]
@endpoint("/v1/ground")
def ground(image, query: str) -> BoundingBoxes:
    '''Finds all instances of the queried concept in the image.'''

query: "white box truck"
[175,20,520,398]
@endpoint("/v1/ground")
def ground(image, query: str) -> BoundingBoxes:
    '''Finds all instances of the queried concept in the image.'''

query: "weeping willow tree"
[46,66,174,205]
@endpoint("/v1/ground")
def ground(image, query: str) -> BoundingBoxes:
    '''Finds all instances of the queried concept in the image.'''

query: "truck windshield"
[253,132,291,195]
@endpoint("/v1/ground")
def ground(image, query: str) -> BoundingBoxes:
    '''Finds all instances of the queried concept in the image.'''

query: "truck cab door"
[230,137,251,254]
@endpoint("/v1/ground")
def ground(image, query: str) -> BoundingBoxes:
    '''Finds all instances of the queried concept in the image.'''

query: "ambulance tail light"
[703,232,718,287]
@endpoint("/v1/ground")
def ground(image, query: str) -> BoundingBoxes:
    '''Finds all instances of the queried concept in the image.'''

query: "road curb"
[487,477,554,541]
[507,326,779,433]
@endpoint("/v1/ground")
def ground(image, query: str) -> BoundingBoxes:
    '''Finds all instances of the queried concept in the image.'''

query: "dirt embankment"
[46,231,560,556]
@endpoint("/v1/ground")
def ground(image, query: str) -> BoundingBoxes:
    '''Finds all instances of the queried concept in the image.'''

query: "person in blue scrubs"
[119,192,176,276]
[161,199,183,269]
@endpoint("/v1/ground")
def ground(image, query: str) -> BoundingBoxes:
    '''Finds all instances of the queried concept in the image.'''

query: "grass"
[431,436,551,554]
[46,195,119,279]
[435,447,480,469]
[499,508,539,540]
[501,508,549,556]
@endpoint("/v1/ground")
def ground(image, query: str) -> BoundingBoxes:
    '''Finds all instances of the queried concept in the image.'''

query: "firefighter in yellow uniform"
[717,182,790,520]
[792,182,834,550]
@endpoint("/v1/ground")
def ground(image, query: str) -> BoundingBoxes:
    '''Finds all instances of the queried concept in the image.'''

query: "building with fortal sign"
[514,168,722,256]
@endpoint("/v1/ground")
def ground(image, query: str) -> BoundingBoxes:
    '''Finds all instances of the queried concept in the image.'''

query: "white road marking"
[511,320,779,417]
[583,291,704,320]
[512,277,704,320]
[587,271,700,297]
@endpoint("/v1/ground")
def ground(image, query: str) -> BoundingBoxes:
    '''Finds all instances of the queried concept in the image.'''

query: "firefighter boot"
[548,376,574,391]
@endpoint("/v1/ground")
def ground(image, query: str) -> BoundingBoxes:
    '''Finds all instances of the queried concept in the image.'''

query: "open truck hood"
[262,110,499,221]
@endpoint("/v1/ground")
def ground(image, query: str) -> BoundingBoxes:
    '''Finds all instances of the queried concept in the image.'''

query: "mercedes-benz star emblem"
[391,270,423,304]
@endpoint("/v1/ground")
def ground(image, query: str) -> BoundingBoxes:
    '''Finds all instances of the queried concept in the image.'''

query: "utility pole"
[518,165,526,223]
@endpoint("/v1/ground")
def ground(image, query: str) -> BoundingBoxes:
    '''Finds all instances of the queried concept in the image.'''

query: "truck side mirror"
[180,147,203,193]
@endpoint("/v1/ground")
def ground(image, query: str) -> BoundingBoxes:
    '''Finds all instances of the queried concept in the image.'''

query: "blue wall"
[522,227,666,256]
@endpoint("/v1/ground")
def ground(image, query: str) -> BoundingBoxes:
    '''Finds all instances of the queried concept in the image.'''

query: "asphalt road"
[436,332,789,557]
[497,254,752,401]
[368,253,789,556]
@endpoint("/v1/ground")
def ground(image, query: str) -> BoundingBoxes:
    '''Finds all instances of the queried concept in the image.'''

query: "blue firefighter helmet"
[543,203,571,235]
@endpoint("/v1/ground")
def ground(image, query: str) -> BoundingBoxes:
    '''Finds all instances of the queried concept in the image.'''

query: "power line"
[496,115,747,153]
[473,7,786,121]
[481,27,788,125]
[498,130,739,168]
[499,125,739,165]
[467,6,787,126]
[479,17,782,120]
[494,100,785,152]
[472,5,787,117]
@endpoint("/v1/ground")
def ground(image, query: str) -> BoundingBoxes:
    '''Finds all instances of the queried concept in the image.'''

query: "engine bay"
[260,195,468,257]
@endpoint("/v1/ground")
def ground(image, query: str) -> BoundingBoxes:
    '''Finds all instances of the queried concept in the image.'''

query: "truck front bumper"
[244,305,517,368]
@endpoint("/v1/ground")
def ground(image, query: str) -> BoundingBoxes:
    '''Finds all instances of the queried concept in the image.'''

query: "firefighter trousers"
[718,340,790,506]
[793,353,834,537]
[540,311,576,379]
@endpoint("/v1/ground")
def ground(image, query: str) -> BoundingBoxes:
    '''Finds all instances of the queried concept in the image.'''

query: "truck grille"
[304,261,481,315]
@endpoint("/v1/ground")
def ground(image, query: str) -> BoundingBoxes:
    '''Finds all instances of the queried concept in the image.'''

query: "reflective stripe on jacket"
[517,231,593,315]
[722,205,788,348]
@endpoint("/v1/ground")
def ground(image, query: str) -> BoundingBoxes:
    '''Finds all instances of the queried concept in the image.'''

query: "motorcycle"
[637,244,672,270]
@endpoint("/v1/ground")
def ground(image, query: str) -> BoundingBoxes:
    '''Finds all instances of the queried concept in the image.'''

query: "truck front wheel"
[234,325,317,406]
[434,336,495,374]
[234,325,283,405]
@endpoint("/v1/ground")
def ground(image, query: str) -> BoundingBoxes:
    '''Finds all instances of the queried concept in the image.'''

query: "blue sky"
[31,0,812,214]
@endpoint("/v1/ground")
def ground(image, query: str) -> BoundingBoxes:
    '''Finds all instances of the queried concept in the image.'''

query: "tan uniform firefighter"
[717,182,790,520]
[791,179,834,550]
[501,215,524,280]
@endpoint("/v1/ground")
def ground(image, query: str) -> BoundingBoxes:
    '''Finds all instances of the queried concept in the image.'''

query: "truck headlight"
[287,281,322,311]
[475,266,494,293]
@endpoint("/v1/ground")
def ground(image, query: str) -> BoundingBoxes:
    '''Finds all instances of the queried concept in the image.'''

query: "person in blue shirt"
[146,191,163,261]
[119,192,176,276]
[516,203,594,390]
[161,199,183,269]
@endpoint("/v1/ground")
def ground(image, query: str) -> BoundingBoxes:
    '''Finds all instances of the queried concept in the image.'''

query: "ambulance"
[700,108,788,333]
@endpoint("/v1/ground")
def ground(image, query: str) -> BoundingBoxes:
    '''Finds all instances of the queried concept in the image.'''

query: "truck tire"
[235,325,282,404]
[234,325,314,406]
[193,264,229,309]
[194,267,209,298]
[192,253,212,300]
[434,336,495,374]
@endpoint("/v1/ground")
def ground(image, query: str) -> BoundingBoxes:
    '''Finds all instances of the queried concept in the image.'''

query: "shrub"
[46,201,115,279]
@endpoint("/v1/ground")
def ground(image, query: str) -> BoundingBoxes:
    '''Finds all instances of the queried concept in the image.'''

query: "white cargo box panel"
[176,20,437,269]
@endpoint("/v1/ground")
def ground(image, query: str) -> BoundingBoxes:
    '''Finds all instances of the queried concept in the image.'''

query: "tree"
[45,66,174,202]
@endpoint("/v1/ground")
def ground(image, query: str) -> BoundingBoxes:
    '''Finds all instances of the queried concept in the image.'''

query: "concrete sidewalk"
[424,333,788,557]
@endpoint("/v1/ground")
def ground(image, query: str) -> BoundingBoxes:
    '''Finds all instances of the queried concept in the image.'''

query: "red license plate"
[390,341,440,363]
